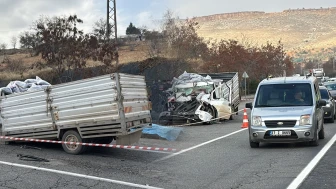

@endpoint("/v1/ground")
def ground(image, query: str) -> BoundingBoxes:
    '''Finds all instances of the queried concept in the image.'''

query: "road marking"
[129,149,172,154]
[0,160,163,189]
[287,133,336,189]
[155,128,248,162]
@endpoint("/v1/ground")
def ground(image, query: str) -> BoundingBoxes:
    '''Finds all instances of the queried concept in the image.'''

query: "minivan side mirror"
[318,99,326,107]
[246,102,253,109]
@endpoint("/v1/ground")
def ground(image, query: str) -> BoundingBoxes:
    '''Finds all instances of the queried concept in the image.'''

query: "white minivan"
[246,75,326,148]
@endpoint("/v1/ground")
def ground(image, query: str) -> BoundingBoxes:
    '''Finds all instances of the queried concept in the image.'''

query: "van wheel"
[203,106,216,125]
[62,130,88,155]
[309,140,319,146]
[229,107,234,120]
[318,125,325,139]
[309,127,319,146]
[250,141,259,148]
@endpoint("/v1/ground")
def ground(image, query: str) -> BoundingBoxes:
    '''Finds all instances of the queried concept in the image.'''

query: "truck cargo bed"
[0,73,151,141]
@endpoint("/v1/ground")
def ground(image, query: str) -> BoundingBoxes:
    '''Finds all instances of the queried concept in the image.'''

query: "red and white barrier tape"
[0,136,178,152]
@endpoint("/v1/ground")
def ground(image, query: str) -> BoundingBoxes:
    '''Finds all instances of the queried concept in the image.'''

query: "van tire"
[250,141,259,148]
[203,105,216,125]
[330,118,335,123]
[229,107,234,120]
[318,125,325,139]
[62,130,88,155]
[309,126,319,146]
[309,140,319,146]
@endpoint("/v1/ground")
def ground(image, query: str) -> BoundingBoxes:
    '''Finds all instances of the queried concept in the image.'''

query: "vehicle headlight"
[326,103,331,107]
[299,114,311,125]
[252,116,262,126]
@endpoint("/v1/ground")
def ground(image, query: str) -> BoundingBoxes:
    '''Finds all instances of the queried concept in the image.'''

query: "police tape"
[162,108,246,127]
[0,136,178,152]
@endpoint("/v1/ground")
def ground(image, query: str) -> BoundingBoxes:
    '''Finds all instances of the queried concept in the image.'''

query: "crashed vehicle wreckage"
[159,71,240,125]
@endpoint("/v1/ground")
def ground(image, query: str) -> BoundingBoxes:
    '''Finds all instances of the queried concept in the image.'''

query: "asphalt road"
[0,100,335,189]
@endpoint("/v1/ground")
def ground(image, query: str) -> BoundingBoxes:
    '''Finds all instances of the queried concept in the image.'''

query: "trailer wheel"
[62,130,88,155]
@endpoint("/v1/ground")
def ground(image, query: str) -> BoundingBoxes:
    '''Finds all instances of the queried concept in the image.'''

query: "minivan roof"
[259,76,316,85]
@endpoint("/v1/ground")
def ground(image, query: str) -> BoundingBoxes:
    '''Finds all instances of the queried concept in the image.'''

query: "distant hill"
[194,7,336,62]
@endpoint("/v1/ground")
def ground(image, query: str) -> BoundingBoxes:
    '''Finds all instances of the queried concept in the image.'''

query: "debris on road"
[20,145,42,150]
[141,124,183,141]
[17,154,49,162]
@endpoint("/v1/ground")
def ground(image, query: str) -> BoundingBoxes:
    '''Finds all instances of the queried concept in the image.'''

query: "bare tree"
[161,10,180,48]
[34,15,116,83]
[143,30,164,58]
[11,36,17,49]
[0,43,8,63]
[19,31,41,56]
[92,18,112,43]
[0,43,7,50]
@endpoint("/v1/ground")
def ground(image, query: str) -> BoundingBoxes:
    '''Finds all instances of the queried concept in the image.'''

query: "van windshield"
[255,83,313,107]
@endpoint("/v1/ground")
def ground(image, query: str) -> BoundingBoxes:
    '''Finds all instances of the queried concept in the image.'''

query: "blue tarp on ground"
[142,124,183,141]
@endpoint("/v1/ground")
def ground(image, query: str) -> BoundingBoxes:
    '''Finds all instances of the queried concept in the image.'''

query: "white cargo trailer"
[0,73,152,154]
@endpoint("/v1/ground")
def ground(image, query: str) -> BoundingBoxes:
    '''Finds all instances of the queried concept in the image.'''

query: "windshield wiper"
[278,104,310,106]
[277,104,295,106]
[255,105,274,107]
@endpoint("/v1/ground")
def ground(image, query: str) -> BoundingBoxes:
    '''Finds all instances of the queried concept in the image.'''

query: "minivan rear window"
[255,83,313,107]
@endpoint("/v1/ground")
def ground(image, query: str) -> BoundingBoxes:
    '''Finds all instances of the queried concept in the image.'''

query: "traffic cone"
[241,108,249,128]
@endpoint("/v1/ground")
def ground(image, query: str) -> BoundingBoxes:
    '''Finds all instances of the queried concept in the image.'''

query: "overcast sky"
[0,0,335,48]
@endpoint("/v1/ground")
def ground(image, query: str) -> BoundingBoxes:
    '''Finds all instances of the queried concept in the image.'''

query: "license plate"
[269,130,291,136]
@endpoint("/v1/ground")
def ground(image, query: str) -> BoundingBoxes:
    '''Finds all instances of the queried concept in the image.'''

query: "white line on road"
[0,160,163,189]
[287,133,336,189]
[155,128,248,162]
[129,149,172,154]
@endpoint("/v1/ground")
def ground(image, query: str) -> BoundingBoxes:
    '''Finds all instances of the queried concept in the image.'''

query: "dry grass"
[0,67,54,81]
[118,43,149,64]
[7,53,44,66]
[0,42,152,81]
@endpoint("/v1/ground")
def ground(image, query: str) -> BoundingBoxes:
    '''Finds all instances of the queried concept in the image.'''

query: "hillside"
[194,7,336,62]
[2,7,336,83]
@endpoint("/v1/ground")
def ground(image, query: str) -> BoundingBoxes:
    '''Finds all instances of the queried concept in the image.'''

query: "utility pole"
[107,0,126,135]
[106,0,119,67]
